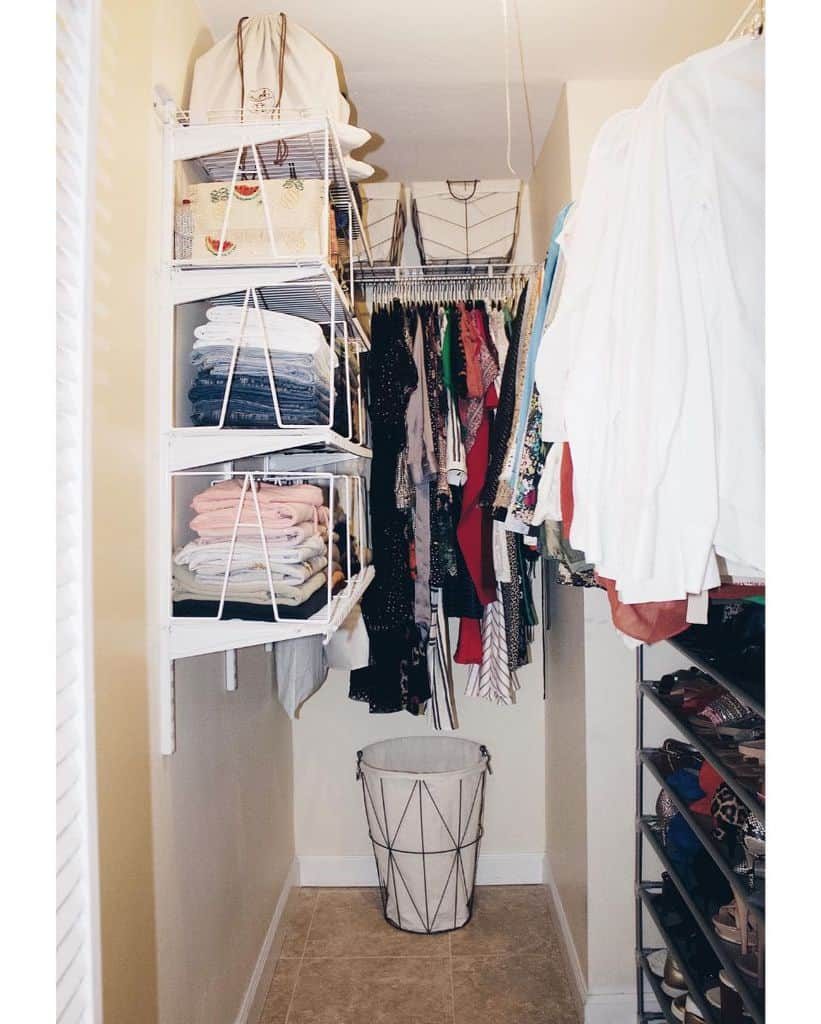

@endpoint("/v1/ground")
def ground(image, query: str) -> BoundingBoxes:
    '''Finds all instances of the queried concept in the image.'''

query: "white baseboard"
[234,858,298,1024]
[542,858,636,1024]
[543,855,587,1010]
[298,852,545,887]
[584,991,635,1024]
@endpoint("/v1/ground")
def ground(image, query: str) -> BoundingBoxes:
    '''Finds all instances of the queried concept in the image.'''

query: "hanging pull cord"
[236,16,249,117]
[236,13,289,165]
[500,0,517,177]
[274,12,289,164]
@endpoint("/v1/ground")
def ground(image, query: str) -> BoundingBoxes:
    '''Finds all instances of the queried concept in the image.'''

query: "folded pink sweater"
[190,503,330,536]
[191,479,325,513]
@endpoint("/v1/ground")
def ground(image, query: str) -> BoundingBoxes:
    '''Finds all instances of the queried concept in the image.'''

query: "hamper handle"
[480,744,492,774]
[355,749,363,780]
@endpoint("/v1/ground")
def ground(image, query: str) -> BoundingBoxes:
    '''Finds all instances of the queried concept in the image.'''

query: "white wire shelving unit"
[168,469,373,658]
[154,92,375,754]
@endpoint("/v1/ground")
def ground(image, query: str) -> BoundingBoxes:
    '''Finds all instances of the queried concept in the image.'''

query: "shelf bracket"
[160,654,177,756]
[225,649,238,693]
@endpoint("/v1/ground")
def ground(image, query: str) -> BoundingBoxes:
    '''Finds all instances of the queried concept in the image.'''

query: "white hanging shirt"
[535,36,764,604]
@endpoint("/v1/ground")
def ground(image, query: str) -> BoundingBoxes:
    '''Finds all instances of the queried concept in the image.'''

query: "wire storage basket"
[410,179,521,265]
[356,737,491,934]
[358,182,407,265]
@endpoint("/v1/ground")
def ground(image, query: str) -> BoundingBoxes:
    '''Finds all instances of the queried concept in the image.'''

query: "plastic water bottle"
[174,199,193,260]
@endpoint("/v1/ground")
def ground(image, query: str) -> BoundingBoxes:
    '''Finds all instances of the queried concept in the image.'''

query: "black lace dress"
[349,302,432,714]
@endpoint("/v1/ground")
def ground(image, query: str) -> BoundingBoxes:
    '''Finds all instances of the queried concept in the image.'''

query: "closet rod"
[355,262,538,283]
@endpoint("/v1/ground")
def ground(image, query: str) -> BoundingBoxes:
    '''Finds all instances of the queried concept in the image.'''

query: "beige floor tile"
[259,958,302,1024]
[451,955,581,1024]
[287,955,454,1024]
[303,887,450,957]
[450,886,559,958]
[279,888,320,959]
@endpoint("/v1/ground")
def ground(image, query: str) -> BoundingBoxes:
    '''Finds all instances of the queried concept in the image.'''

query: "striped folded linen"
[172,562,334,606]
[187,520,327,545]
[174,534,328,570]
[192,556,328,588]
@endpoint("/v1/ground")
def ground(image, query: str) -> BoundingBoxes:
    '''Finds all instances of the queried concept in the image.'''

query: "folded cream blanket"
[186,520,326,545]
[174,534,327,569]
[172,562,334,606]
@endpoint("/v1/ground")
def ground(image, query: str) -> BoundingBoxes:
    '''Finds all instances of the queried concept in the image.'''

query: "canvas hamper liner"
[356,736,490,933]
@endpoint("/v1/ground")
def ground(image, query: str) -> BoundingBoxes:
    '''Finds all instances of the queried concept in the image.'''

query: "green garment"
[441,307,454,394]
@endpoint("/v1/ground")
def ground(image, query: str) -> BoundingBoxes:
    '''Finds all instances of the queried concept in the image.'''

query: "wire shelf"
[163,107,372,255]
[169,469,370,638]
[171,265,369,348]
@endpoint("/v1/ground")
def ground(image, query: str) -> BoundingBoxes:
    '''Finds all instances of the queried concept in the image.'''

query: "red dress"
[454,363,499,664]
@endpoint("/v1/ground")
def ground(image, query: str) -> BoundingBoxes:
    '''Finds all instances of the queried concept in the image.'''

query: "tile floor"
[260,885,582,1024]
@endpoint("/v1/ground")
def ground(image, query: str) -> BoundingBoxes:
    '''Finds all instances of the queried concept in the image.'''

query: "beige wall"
[544,580,588,974]
[293,614,547,866]
[152,649,294,1024]
[565,79,654,192]
[93,3,295,1023]
[529,87,572,258]
[93,1,161,1018]
[527,78,652,1009]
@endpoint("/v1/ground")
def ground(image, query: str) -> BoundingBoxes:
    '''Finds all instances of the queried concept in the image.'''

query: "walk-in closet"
[53,2,769,1024]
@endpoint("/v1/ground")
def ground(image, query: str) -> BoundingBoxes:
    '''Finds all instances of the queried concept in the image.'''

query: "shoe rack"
[635,629,765,1023]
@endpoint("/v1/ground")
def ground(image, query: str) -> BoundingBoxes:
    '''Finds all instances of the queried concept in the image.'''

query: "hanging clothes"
[534,36,764,617]
[350,301,431,714]
[354,282,542,722]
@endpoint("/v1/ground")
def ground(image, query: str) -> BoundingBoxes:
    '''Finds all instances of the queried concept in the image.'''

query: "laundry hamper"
[356,737,491,933]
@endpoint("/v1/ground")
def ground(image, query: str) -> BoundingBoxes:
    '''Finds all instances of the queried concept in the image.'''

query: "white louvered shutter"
[57,2,102,1023]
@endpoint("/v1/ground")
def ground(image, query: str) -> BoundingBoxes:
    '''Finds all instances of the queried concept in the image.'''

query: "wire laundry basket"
[410,179,521,265]
[356,736,491,934]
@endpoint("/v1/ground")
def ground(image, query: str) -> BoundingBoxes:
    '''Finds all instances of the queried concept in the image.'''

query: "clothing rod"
[355,263,538,271]
[355,263,538,282]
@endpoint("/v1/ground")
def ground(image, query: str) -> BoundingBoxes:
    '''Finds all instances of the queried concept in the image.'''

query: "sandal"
[671,994,688,1022]
[712,899,758,954]
[661,953,688,998]
[683,995,707,1024]
[715,714,765,742]
[706,970,752,1021]
[738,739,765,764]
[690,693,751,733]
[738,939,765,989]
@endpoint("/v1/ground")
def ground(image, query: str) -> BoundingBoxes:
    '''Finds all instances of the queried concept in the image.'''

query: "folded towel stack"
[173,478,344,621]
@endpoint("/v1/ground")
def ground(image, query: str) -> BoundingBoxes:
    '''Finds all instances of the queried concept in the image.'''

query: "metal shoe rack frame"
[153,94,375,754]
[635,645,765,1024]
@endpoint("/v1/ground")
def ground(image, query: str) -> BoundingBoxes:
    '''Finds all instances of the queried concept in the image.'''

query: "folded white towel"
[206,305,324,336]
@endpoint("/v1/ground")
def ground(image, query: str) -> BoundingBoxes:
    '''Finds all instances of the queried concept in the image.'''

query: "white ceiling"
[196,0,747,179]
